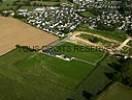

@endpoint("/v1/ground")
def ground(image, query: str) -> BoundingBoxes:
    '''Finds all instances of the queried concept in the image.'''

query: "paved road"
[41,36,69,51]
[117,37,132,50]
[69,32,111,52]
[68,31,132,55]
[72,31,120,43]
[40,31,132,57]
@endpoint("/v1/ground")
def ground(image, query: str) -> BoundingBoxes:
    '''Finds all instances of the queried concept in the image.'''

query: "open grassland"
[31,1,60,6]
[78,11,95,17]
[0,0,68,10]
[0,0,16,10]
[76,24,127,42]
[71,55,117,100]
[0,16,58,56]
[79,33,114,47]
[0,48,95,100]
[96,59,132,100]
[51,42,105,65]
[0,0,72,12]
[70,55,132,100]
[97,82,132,100]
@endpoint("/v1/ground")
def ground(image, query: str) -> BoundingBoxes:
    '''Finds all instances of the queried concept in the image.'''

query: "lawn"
[51,42,105,65]
[97,82,132,100]
[0,48,95,100]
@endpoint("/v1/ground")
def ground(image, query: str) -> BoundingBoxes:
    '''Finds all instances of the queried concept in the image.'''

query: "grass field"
[0,0,20,10]
[79,33,113,46]
[70,55,132,100]
[97,82,132,100]
[0,16,58,56]
[78,11,95,17]
[0,48,95,100]
[76,24,127,42]
[0,0,61,10]
[31,1,60,6]
[71,55,117,100]
[51,42,105,64]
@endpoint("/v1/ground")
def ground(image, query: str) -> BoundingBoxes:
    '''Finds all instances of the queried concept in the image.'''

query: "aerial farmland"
[0,0,132,100]
[0,16,58,56]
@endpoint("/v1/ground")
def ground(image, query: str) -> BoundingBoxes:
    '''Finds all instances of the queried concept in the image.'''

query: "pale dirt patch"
[0,16,58,56]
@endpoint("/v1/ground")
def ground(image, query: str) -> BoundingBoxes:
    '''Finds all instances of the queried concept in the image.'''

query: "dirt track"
[0,16,58,56]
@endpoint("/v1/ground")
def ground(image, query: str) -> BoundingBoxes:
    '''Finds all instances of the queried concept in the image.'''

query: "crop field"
[0,48,95,100]
[70,56,132,100]
[51,42,106,65]
[71,55,117,100]
[0,16,58,56]
[97,82,132,100]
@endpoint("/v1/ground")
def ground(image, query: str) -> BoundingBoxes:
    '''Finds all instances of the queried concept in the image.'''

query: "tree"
[105,72,115,80]
[108,62,122,72]
[66,98,74,100]
[118,0,127,15]
[82,90,93,100]
[126,25,132,36]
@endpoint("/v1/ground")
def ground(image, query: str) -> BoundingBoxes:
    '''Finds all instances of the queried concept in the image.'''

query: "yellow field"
[0,16,58,56]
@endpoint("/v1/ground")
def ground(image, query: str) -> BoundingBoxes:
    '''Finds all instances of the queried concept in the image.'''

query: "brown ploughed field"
[0,16,58,56]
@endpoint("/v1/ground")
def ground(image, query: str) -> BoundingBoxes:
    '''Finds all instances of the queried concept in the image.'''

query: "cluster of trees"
[16,45,40,52]
[0,0,2,3]
[126,26,132,36]
[79,57,132,100]
[67,56,132,100]
[105,57,132,87]
[118,0,132,15]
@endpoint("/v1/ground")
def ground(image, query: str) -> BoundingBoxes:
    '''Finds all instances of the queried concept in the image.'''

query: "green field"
[51,42,105,65]
[78,11,95,17]
[76,24,127,42]
[0,0,61,10]
[0,0,17,10]
[70,54,132,100]
[70,55,117,100]
[97,82,132,100]
[79,33,113,46]
[30,1,60,6]
[0,48,95,100]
